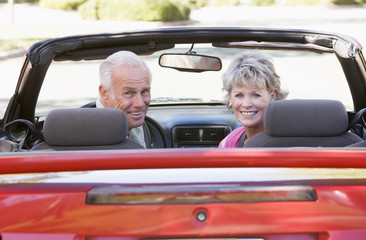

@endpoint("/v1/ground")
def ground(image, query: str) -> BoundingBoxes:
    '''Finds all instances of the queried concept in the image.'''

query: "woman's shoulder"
[219,126,245,148]
[231,126,245,135]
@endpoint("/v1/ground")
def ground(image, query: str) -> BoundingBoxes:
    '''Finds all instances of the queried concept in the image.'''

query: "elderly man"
[97,51,152,148]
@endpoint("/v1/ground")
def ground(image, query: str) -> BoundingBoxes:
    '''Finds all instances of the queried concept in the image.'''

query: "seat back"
[347,140,366,148]
[245,99,363,148]
[31,108,144,151]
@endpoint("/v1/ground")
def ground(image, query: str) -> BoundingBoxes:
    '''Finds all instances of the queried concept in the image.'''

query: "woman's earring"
[228,102,232,108]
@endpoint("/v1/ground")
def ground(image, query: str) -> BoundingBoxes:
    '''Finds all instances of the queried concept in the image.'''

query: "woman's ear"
[270,90,277,101]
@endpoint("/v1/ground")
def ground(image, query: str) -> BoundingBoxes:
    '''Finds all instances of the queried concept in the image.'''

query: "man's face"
[100,65,151,130]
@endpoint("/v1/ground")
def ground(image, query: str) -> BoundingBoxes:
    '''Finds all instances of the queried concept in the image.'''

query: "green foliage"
[0,0,38,2]
[77,0,99,19]
[39,0,87,10]
[187,0,208,7]
[15,0,39,3]
[284,0,320,5]
[331,0,366,4]
[78,0,190,22]
[210,0,239,6]
[251,0,275,6]
[251,0,324,6]
[0,37,47,51]
[183,0,239,7]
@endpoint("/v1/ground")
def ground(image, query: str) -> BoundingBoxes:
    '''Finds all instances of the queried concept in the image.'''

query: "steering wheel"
[4,119,44,150]
[348,108,366,139]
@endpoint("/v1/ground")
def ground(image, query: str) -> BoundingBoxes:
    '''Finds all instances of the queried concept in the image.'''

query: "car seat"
[244,99,363,148]
[31,108,144,151]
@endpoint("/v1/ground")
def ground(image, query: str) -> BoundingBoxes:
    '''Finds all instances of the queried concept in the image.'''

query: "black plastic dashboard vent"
[175,128,201,141]
[174,126,230,142]
[203,127,228,141]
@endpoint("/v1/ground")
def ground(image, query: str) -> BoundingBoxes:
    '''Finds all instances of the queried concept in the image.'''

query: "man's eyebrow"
[122,87,136,91]
[122,87,150,91]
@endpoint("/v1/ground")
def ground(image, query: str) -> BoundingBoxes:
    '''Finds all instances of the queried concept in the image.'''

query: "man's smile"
[129,111,143,115]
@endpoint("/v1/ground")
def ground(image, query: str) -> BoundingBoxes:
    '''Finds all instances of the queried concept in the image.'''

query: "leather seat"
[31,108,144,151]
[347,140,366,148]
[245,99,363,148]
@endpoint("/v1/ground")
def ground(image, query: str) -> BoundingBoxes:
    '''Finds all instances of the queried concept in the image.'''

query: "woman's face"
[229,80,275,134]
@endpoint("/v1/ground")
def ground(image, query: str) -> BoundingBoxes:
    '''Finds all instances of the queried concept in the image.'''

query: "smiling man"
[98,51,152,148]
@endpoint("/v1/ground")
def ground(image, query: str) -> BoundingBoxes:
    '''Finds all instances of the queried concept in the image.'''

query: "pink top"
[218,127,245,148]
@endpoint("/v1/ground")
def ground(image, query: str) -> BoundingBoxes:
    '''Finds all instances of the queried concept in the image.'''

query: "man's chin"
[128,120,144,130]
[126,112,147,128]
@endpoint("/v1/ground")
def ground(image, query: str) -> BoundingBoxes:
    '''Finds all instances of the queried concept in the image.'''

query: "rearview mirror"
[159,54,222,72]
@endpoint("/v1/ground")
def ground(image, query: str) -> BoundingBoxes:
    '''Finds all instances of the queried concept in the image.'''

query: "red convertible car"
[0,27,366,239]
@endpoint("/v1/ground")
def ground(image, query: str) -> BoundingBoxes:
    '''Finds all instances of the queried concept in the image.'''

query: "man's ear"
[99,85,110,105]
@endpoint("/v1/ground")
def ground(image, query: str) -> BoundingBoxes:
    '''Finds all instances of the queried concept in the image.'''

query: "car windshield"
[36,44,353,117]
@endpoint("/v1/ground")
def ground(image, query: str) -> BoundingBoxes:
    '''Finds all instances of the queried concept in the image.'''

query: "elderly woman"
[219,51,288,148]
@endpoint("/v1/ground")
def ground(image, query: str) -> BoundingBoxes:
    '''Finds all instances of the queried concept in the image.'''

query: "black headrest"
[264,99,348,137]
[43,108,128,146]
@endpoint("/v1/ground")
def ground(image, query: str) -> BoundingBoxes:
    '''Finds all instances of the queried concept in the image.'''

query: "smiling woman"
[219,51,288,148]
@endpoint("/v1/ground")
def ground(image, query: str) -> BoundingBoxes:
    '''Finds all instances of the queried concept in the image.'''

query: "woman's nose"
[241,97,253,107]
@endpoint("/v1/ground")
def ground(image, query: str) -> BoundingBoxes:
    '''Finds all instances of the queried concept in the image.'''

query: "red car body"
[1,149,366,239]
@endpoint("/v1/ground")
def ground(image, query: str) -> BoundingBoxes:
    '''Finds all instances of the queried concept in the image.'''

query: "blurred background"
[1,0,366,53]
[0,0,366,114]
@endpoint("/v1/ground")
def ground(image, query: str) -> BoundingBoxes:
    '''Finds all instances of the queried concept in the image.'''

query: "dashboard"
[146,104,241,148]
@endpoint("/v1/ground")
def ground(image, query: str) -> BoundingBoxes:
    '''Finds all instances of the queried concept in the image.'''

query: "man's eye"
[235,94,242,98]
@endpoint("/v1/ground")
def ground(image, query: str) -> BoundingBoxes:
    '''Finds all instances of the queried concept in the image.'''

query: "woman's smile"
[240,111,257,116]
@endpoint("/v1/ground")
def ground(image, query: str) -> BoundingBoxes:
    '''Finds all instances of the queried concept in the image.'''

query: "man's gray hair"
[222,51,288,101]
[99,51,152,96]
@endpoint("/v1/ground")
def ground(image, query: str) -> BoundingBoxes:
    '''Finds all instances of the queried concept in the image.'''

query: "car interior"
[244,99,363,147]
[1,28,366,151]
[30,108,144,151]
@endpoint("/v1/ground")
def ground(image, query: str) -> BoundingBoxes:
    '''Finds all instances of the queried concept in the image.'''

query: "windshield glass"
[36,44,353,117]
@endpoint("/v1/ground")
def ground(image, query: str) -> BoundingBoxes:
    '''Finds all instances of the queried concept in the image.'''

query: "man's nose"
[133,93,145,107]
